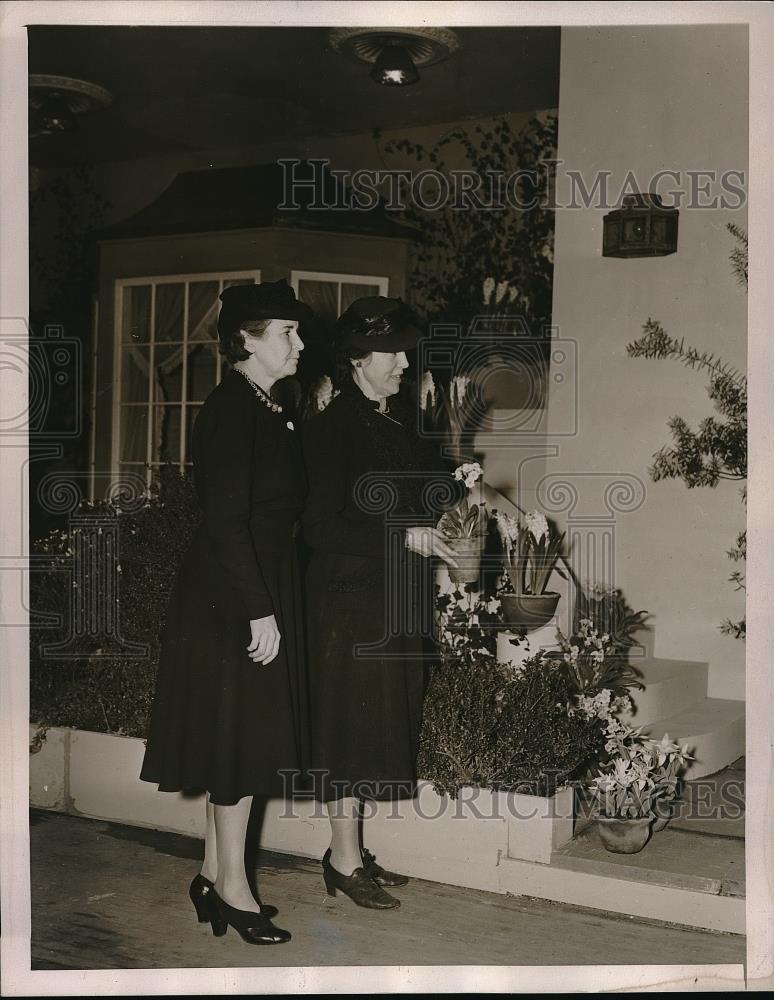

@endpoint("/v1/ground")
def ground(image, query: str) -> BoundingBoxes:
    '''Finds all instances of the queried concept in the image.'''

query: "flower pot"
[596,815,653,854]
[651,798,676,832]
[446,537,482,586]
[499,592,560,633]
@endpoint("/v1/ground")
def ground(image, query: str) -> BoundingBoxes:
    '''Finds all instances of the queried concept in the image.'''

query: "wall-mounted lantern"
[602,192,679,258]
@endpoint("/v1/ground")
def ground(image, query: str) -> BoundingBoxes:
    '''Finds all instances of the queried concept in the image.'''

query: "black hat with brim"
[217,279,317,339]
[335,296,423,354]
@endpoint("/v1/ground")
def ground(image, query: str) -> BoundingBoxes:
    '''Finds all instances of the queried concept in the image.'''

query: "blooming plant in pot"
[556,618,644,702]
[420,370,484,464]
[495,509,566,632]
[588,719,692,853]
[640,733,694,831]
[438,462,487,586]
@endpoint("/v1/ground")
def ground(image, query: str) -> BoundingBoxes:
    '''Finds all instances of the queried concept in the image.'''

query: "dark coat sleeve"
[195,391,275,620]
[301,408,396,559]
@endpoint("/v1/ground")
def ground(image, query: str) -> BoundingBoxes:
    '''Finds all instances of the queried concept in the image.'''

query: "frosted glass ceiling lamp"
[371,43,419,86]
[329,27,460,88]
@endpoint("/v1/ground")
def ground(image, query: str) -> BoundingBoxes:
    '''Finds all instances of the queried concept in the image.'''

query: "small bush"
[418,650,607,798]
[30,468,200,738]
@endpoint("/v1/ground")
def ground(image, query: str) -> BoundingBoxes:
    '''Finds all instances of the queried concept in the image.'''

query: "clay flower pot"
[499,591,560,633]
[596,815,654,854]
[446,537,482,587]
[651,798,676,832]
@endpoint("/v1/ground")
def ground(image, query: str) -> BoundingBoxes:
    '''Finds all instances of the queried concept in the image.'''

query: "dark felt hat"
[334,296,423,353]
[217,279,315,339]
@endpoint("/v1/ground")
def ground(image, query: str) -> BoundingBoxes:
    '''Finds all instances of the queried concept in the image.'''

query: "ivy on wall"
[376,112,557,336]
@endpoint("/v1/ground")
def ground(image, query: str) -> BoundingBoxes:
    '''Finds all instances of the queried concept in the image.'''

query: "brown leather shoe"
[362,848,409,887]
[322,850,400,909]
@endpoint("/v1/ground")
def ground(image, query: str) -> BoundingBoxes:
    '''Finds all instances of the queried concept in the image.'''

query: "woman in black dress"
[140,280,314,945]
[302,296,459,910]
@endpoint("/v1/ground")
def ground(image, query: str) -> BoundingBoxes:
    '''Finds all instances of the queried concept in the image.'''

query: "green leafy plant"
[554,619,644,704]
[378,112,557,336]
[435,587,502,661]
[419,586,639,798]
[30,468,200,739]
[626,224,747,640]
[573,582,649,657]
[588,720,692,819]
[418,647,608,798]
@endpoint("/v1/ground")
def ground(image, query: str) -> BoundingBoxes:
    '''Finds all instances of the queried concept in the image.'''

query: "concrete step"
[641,697,745,780]
[502,760,747,935]
[619,657,709,727]
[499,852,745,935]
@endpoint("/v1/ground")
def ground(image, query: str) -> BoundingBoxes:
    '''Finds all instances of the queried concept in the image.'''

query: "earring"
[355,361,362,368]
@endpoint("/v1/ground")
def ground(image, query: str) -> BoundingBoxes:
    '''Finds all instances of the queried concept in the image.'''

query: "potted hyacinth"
[438,462,487,586]
[495,509,565,632]
[589,719,693,853]
[419,369,483,464]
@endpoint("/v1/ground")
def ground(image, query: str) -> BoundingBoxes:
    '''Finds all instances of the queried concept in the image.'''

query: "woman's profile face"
[244,319,304,379]
[356,350,409,399]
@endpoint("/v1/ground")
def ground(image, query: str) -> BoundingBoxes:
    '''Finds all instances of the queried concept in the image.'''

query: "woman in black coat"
[302,296,459,910]
[140,280,314,946]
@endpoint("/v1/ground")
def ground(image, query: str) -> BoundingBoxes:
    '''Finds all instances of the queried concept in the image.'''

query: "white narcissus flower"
[483,276,495,305]
[451,374,471,407]
[420,370,436,411]
[486,596,501,614]
[495,280,509,304]
[525,509,549,543]
[611,758,637,787]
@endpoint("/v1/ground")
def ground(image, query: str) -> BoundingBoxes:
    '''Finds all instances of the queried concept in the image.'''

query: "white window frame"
[111,269,260,482]
[290,270,389,314]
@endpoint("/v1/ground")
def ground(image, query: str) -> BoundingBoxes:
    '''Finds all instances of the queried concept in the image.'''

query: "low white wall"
[29,726,574,893]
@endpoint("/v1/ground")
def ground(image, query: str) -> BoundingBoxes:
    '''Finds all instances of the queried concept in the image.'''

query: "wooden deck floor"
[29,809,745,971]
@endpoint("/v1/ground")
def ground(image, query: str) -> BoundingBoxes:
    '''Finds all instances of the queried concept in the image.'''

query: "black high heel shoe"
[189,874,278,922]
[209,890,291,945]
[322,851,400,909]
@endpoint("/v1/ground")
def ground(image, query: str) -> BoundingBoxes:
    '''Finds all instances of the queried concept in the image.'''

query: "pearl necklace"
[235,367,283,413]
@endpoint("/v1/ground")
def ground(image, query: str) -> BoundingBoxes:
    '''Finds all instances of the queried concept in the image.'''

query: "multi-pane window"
[114,271,259,480]
[114,269,389,481]
[290,270,388,329]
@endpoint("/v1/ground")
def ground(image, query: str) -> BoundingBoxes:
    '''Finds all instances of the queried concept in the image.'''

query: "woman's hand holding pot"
[247,614,281,665]
[405,526,459,568]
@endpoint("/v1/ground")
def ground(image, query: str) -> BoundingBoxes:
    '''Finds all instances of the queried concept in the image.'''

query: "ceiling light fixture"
[29,74,112,137]
[328,27,460,87]
[371,43,419,86]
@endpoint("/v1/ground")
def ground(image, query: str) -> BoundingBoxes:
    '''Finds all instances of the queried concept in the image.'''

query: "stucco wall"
[548,25,748,699]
